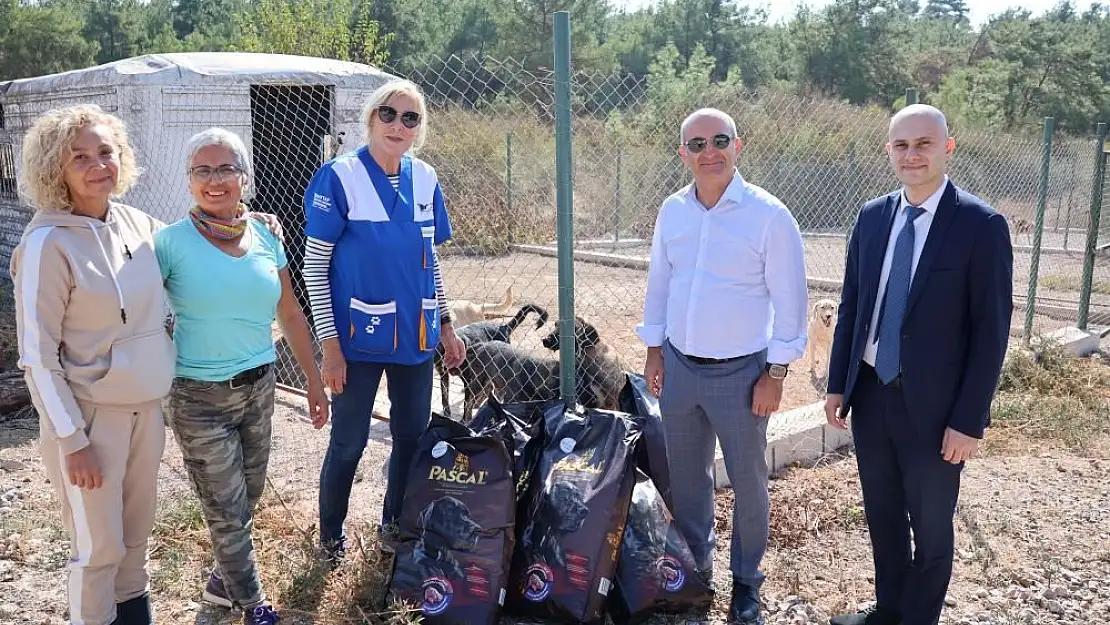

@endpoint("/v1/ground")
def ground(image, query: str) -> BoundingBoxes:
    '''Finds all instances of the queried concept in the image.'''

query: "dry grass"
[988,336,1110,455]
[144,476,422,625]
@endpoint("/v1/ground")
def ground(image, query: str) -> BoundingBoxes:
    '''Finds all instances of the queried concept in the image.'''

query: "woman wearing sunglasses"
[302,79,466,564]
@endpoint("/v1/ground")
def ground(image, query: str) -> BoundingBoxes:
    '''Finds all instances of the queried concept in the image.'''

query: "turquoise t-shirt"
[155,218,288,382]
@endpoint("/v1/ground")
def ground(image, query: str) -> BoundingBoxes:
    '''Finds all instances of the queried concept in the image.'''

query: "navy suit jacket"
[827,180,1014,439]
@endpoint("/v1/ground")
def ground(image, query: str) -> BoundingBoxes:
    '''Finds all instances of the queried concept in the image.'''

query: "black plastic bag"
[388,415,516,625]
[618,372,673,511]
[469,396,551,505]
[609,470,715,624]
[506,403,641,624]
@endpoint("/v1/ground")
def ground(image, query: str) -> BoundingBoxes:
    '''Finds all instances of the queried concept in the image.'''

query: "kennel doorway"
[249,84,335,321]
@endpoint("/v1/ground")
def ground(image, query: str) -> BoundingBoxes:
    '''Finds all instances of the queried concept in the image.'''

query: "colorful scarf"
[189,203,249,241]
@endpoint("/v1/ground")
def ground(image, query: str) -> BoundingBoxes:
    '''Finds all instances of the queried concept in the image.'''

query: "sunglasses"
[377,105,421,129]
[683,134,734,153]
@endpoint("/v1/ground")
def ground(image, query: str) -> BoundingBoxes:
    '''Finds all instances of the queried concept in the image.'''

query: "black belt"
[228,363,272,389]
[680,350,747,365]
[863,363,901,388]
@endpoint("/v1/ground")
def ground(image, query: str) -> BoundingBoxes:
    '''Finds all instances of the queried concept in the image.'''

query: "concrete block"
[712,400,837,489]
[1033,326,1101,357]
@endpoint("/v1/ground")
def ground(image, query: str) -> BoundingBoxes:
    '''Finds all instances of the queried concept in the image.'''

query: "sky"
[613,0,1065,27]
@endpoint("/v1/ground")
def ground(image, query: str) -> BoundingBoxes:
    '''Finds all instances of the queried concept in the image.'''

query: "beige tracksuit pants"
[39,399,165,625]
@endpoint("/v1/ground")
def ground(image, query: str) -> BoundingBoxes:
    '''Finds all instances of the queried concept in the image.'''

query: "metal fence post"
[905,88,918,106]
[505,133,514,245]
[553,11,577,406]
[1077,122,1108,330]
[1024,117,1054,344]
[614,149,622,242]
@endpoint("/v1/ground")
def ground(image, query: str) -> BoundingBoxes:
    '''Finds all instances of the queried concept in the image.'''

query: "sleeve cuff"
[635,323,665,348]
[57,430,90,455]
[767,341,805,366]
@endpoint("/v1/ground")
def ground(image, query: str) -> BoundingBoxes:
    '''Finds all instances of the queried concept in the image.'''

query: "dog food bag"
[506,404,641,624]
[388,414,516,625]
[609,470,715,625]
[469,396,552,504]
[618,372,674,512]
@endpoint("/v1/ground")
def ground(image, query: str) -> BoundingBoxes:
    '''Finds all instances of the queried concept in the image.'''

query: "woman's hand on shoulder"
[249,212,285,242]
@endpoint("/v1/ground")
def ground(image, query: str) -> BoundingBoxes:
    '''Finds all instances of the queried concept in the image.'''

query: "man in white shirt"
[636,108,809,625]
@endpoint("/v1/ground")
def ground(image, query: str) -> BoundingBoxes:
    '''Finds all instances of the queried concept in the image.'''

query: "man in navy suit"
[825,104,1013,625]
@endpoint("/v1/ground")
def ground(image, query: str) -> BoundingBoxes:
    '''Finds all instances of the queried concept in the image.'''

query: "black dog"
[540,316,624,411]
[526,480,589,568]
[436,304,548,420]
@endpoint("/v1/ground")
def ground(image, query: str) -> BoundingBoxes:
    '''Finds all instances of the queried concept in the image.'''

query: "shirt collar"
[899,174,949,215]
[686,169,747,209]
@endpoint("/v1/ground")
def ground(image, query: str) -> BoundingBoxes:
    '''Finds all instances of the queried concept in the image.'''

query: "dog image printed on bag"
[388,415,516,625]
[506,404,641,624]
[609,470,714,624]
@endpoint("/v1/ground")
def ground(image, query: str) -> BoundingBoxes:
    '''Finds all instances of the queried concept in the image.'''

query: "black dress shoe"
[728,583,763,624]
[829,604,901,625]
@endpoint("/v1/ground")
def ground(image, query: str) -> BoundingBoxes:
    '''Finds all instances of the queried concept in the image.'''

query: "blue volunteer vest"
[304,147,452,365]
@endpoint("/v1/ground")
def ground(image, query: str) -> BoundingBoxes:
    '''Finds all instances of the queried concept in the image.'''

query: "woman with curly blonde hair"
[9,105,281,625]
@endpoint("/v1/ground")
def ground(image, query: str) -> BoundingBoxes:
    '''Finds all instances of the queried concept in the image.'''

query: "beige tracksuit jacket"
[11,203,176,451]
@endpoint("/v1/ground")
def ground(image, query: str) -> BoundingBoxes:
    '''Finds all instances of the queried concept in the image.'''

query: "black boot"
[111,592,153,625]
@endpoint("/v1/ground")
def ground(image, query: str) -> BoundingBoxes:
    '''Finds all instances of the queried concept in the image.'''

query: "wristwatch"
[766,363,789,380]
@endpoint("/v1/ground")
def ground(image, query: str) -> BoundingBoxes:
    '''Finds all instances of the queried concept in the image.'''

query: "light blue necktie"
[874,204,925,384]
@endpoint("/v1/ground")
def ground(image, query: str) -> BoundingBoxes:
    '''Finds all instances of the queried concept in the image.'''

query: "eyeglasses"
[377,105,421,129]
[189,165,243,183]
[683,134,734,153]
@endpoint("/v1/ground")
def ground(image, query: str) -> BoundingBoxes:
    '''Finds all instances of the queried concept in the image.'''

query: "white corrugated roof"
[1,52,391,96]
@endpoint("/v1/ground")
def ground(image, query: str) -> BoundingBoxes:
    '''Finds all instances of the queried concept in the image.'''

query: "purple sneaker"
[202,572,233,608]
[243,603,280,625]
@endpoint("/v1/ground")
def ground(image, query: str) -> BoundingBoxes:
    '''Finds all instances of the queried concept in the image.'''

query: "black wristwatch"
[766,363,789,380]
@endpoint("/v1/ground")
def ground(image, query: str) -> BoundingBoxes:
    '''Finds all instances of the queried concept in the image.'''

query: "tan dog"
[806,298,838,378]
[447,286,514,326]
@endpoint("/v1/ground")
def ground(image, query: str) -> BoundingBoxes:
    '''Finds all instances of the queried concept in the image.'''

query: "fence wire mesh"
[0,52,1107,485]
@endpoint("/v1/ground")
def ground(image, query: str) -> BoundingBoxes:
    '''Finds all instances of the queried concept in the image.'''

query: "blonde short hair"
[18,104,140,212]
[360,78,429,153]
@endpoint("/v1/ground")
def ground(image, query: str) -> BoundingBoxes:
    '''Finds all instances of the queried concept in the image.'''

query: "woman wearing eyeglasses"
[154,127,328,625]
[302,79,466,563]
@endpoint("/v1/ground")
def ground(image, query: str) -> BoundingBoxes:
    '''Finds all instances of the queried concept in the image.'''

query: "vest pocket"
[419,298,441,351]
[421,226,436,269]
[349,299,398,354]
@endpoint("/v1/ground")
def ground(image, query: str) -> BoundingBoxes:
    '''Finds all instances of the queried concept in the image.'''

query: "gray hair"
[185,127,254,199]
[680,108,738,143]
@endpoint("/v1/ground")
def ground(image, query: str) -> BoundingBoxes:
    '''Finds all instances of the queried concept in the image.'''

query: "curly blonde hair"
[18,104,141,212]
[360,78,430,153]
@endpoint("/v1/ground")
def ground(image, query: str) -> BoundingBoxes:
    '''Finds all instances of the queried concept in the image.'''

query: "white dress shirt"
[862,175,949,367]
[636,170,809,364]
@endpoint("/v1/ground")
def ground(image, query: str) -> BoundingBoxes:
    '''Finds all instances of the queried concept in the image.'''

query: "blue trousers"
[852,363,963,625]
[659,340,769,589]
[318,357,433,543]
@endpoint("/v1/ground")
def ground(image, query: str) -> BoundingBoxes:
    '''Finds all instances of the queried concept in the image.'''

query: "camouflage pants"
[167,364,276,607]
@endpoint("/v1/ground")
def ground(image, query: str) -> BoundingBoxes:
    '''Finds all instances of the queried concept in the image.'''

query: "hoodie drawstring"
[88,224,128,324]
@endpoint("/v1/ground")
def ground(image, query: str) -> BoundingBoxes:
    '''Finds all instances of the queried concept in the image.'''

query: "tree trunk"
[0,371,31,418]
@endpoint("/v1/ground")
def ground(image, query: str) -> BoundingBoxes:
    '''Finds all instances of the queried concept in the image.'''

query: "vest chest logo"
[417,202,433,217]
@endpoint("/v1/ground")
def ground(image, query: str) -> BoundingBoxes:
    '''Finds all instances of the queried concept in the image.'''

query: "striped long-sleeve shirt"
[302,173,452,342]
